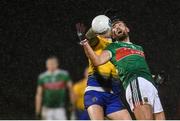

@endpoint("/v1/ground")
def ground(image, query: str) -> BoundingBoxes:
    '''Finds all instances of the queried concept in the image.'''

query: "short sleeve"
[63,71,71,82]
[37,75,44,85]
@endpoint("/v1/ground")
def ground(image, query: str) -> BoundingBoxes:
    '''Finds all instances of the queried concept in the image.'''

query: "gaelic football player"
[72,68,90,120]
[76,16,131,120]
[80,20,165,120]
[35,56,73,120]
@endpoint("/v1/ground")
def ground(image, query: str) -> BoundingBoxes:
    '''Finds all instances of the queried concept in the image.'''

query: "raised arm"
[76,23,100,48]
[81,39,111,66]
[85,28,99,47]
[76,23,110,66]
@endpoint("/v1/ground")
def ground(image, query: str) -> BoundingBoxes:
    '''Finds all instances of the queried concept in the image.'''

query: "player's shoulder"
[73,82,79,90]
[73,79,86,90]
[38,71,48,79]
[133,43,144,51]
[132,42,142,47]
[97,36,112,43]
[105,42,116,49]
[57,69,69,75]
[90,36,102,48]
[76,79,86,85]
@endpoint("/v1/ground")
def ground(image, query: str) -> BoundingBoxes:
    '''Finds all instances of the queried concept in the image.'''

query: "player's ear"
[126,26,130,32]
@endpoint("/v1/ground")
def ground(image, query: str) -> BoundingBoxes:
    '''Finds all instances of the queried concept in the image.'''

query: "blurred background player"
[72,67,90,120]
[35,56,73,120]
[76,16,131,120]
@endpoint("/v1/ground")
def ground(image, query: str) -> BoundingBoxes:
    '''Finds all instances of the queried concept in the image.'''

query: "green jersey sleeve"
[37,73,44,85]
[61,70,71,82]
[64,73,71,82]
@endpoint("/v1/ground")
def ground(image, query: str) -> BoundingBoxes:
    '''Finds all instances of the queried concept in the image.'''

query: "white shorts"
[41,106,67,120]
[126,77,164,113]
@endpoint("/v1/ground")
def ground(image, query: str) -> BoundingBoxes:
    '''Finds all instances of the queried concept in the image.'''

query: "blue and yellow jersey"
[88,36,118,79]
[73,79,87,110]
[85,28,120,93]
[85,28,119,91]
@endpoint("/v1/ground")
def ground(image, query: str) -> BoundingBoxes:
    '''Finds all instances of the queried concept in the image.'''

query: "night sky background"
[0,0,180,119]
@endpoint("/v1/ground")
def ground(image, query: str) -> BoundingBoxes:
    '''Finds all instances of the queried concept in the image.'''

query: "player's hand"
[76,23,86,43]
[79,39,88,45]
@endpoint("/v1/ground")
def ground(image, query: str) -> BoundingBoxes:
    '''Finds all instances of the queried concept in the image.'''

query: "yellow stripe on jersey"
[88,36,118,78]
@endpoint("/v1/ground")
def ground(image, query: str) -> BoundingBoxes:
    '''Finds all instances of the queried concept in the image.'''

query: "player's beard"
[114,32,129,42]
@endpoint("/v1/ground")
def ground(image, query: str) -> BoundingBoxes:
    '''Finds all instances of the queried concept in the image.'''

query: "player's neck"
[47,69,58,73]
[122,37,130,42]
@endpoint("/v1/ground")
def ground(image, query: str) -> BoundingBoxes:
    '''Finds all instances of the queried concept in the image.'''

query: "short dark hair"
[112,21,127,27]
[104,8,121,23]
[46,56,59,63]
[104,8,128,26]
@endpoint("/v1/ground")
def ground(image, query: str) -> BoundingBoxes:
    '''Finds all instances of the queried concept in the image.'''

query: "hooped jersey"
[105,41,154,89]
[38,69,71,107]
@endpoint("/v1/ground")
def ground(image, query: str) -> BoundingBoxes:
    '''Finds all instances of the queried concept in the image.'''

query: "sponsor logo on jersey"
[92,97,98,102]
[116,47,145,61]
[43,81,65,90]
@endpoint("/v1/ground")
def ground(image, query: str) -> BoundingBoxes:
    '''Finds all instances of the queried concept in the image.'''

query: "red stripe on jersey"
[116,47,145,61]
[43,81,65,90]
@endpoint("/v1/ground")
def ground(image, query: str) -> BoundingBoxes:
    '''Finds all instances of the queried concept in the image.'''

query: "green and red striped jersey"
[38,69,71,107]
[105,41,154,89]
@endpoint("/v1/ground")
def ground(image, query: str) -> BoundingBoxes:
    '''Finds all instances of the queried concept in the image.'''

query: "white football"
[91,15,111,34]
